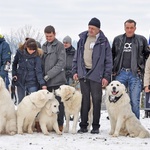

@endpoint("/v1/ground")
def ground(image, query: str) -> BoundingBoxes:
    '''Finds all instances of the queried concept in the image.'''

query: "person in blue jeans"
[112,19,149,119]
[12,38,47,104]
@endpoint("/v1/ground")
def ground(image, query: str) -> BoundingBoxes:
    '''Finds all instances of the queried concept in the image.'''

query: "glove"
[44,75,50,82]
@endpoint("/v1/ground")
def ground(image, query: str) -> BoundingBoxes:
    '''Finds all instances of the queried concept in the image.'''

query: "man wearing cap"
[0,34,11,89]
[72,17,112,134]
[63,36,76,86]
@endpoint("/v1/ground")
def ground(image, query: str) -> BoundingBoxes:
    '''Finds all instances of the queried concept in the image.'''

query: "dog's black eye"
[47,91,49,94]
[54,105,56,107]
[111,84,113,86]
[117,84,119,86]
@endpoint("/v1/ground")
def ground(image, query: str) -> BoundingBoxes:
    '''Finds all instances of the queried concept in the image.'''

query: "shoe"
[91,129,99,134]
[77,128,88,133]
[59,125,63,132]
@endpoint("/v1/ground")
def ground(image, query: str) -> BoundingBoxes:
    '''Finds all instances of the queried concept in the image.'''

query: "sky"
[0,110,149,150]
[0,0,150,43]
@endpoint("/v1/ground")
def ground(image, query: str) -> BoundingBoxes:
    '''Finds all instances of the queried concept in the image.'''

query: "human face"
[26,48,36,54]
[63,42,71,49]
[45,32,55,42]
[124,22,136,37]
[88,25,100,37]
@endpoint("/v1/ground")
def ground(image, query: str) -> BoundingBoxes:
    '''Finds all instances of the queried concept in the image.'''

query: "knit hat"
[88,17,101,28]
[0,34,4,38]
[63,36,72,44]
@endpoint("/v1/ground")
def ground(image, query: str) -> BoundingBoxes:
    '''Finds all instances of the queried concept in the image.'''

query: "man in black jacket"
[112,19,149,119]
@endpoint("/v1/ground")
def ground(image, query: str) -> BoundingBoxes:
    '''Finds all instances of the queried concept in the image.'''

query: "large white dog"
[0,77,17,135]
[37,99,62,135]
[105,80,150,138]
[55,85,82,134]
[17,90,54,134]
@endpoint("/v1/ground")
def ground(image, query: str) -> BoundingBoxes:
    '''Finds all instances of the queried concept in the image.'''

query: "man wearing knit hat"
[72,17,112,134]
[0,34,11,89]
[63,36,76,86]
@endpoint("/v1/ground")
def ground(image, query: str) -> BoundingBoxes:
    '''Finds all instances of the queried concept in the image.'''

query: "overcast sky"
[0,0,150,42]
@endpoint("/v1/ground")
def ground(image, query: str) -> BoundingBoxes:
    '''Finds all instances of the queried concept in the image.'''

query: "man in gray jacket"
[42,25,66,131]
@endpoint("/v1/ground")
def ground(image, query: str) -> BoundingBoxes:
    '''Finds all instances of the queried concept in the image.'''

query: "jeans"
[17,85,39,104]
[47,86,64,126]
[115,69,142,119]
[79,78,102,130]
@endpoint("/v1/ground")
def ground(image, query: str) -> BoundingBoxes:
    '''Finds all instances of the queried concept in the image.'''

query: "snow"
[0,110,149,150]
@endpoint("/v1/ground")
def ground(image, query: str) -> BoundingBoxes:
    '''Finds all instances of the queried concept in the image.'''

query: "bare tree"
[4,25,44,54]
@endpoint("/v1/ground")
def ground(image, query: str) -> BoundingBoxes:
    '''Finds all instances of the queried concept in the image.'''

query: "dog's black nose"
[112,86,116,91]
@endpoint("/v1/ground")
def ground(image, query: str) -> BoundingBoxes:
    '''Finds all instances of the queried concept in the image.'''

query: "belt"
[122,68,131,72]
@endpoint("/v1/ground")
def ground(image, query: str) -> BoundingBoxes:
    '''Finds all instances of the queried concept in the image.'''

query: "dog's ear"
[121,83,127,93]
[65,87,72,97]
[45,101,51,109]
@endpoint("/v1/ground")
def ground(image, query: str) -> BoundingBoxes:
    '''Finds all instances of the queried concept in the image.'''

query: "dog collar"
[109,94,123,103]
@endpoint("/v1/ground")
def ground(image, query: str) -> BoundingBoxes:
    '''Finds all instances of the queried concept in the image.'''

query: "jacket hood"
[0,37,5,44]
[17,48,43,57]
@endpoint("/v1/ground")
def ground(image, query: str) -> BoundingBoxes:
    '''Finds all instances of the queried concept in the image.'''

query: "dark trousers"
[79,79,102,130]
[47,86,64,126]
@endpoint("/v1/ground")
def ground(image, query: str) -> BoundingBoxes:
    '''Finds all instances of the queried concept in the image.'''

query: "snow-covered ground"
[0,110,149,150]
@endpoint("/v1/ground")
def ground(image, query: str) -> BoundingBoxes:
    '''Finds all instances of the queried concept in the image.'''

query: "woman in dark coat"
[12,38,46,104]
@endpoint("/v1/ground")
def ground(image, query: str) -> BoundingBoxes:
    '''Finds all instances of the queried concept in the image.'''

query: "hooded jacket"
[12,48,45,88]
[72,30,112,83]
[0,37,11,79]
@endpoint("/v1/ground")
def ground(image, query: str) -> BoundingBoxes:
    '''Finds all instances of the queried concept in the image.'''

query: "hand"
[102,78,108,87]
[73,73,78,81]
[42,86,47,90]
[13,76,17,81]
[44,75,49,82]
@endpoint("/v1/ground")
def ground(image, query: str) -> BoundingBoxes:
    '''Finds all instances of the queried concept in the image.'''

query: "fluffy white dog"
[0,77,17,135]
[37,99,62,135]
[17,90,54,134]
[55,85,82,134]
[105,80,150,138]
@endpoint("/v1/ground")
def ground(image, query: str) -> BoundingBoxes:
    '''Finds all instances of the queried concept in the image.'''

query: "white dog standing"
[0,77,17,135]
[17,90,54,134]
[55,85,82,134]
[105,80,150,138]
[37,99,62,135]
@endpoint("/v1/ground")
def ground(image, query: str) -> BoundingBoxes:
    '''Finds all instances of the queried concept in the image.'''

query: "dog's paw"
[112,133,119,137]
[28,130,33,134]
[18,131,23,135]
[71,129,77,134]
[129,133,135,138]
[43,132,50,135]
[57,131,63,135]
[109,131,114,135]
[64,128,69,133]
[9,131,16,135]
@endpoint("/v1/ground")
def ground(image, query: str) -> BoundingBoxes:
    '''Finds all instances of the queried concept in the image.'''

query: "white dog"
[55,85,82,134]
[17,90,54,134]
[37,99,62,135]
[0,77,17,135]
[105,80,150,138]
